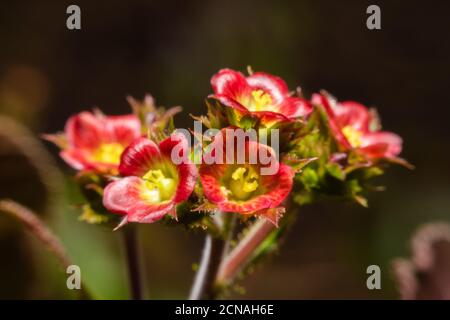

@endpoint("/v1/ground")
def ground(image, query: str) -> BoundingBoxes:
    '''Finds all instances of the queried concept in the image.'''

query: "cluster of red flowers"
[47,68,405,229]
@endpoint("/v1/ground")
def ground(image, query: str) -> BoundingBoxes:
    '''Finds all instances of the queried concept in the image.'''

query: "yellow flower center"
[249,89,272,111]
[141,169,176,203]
[92,143,124,164]
[342,125,363,148]
[229,166,260,201]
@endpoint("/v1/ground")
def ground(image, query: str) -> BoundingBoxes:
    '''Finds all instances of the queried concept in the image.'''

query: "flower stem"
[189,213,236,300]
[189,234,226,300]
[216,219,275,285]
[122,225,144,300]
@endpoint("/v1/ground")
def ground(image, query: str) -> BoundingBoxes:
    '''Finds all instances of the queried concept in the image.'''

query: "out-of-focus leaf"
[326,162,346,181]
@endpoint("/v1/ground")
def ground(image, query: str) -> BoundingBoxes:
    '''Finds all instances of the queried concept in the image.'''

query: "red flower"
[59,111,142,173]
[199,129,294,226]
[211,69,312,124]
[312,93,402,160]
[103,133,197,225]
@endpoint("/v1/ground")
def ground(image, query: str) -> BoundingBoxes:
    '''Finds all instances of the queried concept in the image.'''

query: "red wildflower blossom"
[312,93,402,160]
[211,69,312,124]
[57,111,142,173]
[199,129,294,226]
[103,133,197,226]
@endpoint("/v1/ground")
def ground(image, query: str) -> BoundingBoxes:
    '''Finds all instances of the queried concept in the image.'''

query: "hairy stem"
[189,213,236,300]
[216,219,275,284]
[189,234,226,300]
[0,199,71,267]
[122,225,144,300]
[0,199,92,299]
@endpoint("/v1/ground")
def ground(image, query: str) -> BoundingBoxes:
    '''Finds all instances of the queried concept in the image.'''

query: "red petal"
[277,97,313,118]
[173,162,197,203]
[212,69,309,123]
[199,164,229,204]
[103,176,174,223]
[246,140,278,171]
[60,149,119,172]
[217,196,273,213]
[251,110,291,123]
[334,101,371,132]
[200,132,294,215]
[212,94,250,114]
[105,114,141,145]
[312,93,334,115]
[258,163,295,208]
[119,137,161,177]
[360,131,403,158]
[312,94,352,149]
[246,72,289,105]
[158,133,198,203]
[159,132,190,160]
[59,149,125,174]
[214,93,303,124]
[218,163,293,213]
[159,133,196,200]
[60,150,89,170]
[211,69,250,98]
[65,112,104,149]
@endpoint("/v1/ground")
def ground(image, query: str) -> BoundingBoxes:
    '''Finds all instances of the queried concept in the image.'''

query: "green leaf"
[299,167,319,190]
[326,162,346,181]
[78,204,109,224]
[238,115,257,130]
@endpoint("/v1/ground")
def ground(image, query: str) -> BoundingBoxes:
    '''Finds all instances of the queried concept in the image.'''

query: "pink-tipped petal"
[65,112,104,149]
[60,150,89,171]
[60,149,120,172]
[105,114,142,145]
[119,137,161,177]
[159,132,190,161]
[173,163,197,203]
[103,176,173,223]
[312,93,335,115]
[246,72,289,105]
[212,94,251,114]
[312,94,358,150]
[360,131,403,158]
[212,69,310,123]
[334,101,371,132]
[278,97,313,118]
[252,110,291,124]
[211,69,250,98]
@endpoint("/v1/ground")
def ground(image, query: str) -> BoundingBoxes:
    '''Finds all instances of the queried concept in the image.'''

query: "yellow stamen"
[249,89,272,111]
[229,166,259,200]
[142,169,176,203]
[342,125,363,148]
[92,143,124,164]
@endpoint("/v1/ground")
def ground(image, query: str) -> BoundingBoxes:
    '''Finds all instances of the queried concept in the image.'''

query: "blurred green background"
[0,0,449,299]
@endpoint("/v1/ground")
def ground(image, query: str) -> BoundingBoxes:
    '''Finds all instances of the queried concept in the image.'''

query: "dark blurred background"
[0,0,449,299]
